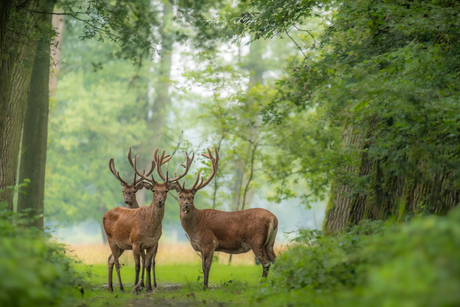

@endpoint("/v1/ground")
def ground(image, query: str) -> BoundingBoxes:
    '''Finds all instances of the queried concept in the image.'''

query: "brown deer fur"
[107,149,155,289]
[175,148,278,289]
[103,149,193,292]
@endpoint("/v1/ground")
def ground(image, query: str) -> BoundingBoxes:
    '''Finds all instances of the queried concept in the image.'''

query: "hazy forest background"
[1,0,460,306]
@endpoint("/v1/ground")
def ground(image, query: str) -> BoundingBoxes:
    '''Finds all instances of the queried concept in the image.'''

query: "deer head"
[175,147,219,213]
[109,148,155,207]
[132,149,194,208]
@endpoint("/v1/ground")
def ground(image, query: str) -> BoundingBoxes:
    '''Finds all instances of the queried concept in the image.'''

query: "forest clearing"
[1,0,460,306]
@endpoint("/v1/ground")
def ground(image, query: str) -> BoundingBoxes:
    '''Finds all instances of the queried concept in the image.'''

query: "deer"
[103,149,194,293]
[107,148,155,289]
[173,147,278,290]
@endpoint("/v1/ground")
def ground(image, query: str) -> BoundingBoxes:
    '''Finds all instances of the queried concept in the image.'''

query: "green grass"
[72,262,266,307]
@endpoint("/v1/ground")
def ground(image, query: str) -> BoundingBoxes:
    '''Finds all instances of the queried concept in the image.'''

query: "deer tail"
[264,216,278,263]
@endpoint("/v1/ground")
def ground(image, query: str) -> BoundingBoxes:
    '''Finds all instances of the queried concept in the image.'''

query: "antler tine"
[155,150,168,182]
[127,147,135,169]
[194,147,219,191]
[132,153,156,183]
[190,170,201,190]
[144,160,156,178]
[109,158,127,185]
[168,152,195,183]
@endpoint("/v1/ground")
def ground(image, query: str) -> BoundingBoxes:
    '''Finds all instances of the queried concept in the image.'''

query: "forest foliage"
[239,0,460,229]
[262,206,460,307]
[0,197,87,306]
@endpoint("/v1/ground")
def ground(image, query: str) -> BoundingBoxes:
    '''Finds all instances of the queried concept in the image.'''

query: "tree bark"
[323,119,459,232]
[0,1,46,209]
[17,0,57,227]
[0,0,15,143]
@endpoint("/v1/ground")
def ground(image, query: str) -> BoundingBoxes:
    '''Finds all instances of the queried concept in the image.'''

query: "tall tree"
[17,0,57,227]
[241,0,460,230]
[0,0,48,208]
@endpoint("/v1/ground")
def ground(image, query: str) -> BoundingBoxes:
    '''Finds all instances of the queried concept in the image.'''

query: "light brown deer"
[103,149,193,293]
[107,148,155,288]
[174,147,278,290]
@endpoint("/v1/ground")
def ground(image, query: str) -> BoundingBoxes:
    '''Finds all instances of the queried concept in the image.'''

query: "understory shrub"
[0,203,88,307]
[261,207,460,307]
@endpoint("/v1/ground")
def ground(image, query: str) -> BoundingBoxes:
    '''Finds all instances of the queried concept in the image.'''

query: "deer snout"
[124,198,130,204]
[184,203,190,209]
[157,198,164,203]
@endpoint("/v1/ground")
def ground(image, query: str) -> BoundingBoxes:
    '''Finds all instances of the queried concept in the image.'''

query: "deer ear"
[166,182,178,191]
[142,182,153,190]
[134,182,144,192]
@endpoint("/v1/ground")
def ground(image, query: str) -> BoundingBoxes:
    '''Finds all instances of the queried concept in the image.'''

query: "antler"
[130,149,158,183]
[109,158,128,185]
[189,147,219,192]
[127,147,155,185]
[155,149,194,183]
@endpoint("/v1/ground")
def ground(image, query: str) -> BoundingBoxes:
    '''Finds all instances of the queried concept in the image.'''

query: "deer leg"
[201,248,215,291]
[107,254,114,293]
[152,243,159,289]
[250,243,271,278]
[265,243,277,264]
[131,244,142,293]
[144,247,155,292]
[140,249,146,288]
[108,242,125,293]
[107,240,125,292]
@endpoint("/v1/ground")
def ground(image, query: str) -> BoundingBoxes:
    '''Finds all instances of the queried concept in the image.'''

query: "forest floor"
[72,263,264,307]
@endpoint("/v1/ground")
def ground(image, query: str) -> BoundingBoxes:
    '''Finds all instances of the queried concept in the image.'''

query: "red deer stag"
[130,149,195,291]
[174,147,278,290]
[103,149,193,293]
[108,148,155,208]
[107,148,155,288]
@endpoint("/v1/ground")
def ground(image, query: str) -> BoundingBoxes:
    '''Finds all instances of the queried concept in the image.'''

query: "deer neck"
[147,198,165,224]
[131,198,140,208]
[180,206,202,235]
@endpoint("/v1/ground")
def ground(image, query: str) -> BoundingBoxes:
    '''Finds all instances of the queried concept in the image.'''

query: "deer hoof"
[131,284,141,294]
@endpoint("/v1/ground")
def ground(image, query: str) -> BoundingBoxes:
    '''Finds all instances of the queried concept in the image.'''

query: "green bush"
[0,203,88,307]
[261,208,460,307]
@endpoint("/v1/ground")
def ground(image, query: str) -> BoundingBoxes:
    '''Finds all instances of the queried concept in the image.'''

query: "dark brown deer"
[174,148,278,290]
[103,149,193,293]
[107,148,155,288]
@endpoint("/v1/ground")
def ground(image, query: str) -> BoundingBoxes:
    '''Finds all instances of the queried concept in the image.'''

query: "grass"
[72,259,268,306]
[67,243,286,306]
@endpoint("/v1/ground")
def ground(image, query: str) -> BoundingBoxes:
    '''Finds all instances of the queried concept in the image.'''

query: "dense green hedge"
[0,203,88,307]
[262,207,460,306]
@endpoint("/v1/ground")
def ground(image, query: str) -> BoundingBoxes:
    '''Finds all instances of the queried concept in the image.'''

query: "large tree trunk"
[17,0,57,227]
[0,1,47,209]
[0,0,15,143]
[323,120,460,232]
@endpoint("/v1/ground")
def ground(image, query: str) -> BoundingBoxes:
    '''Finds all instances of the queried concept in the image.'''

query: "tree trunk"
[49,13,64,97]
[136,1,174,196]
[0,1,47,209]
[17,0,57,227]
[323,118,459,232]
[0,0,15,144]
[150,1,174,145]
[101,222,108,244]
